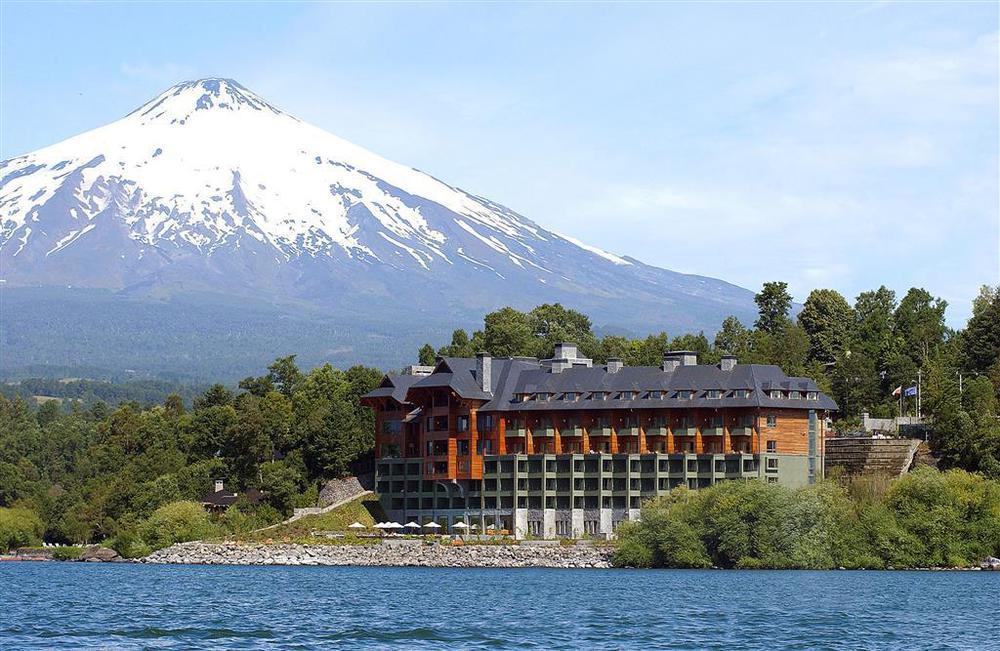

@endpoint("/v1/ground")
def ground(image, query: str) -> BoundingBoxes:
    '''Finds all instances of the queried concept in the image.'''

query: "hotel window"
[706,389,722,399]
[592,391,607,400]
[458,440,470,455]
[536,392,551,401]
[770,390,784,399]
[766,440,777,453]
[620,391,636,400]
[766,456,779,469]
[806,391,819,401]
[676,390,692,400]
[555,521,571,537]
[649,390,663,399]
[766,414,777,428]
[563,392,578,401]
[734,389,751,398]
[789,391,801,400]
[477,414,494,432]
[457,415,469,432]
[527,520,543,537]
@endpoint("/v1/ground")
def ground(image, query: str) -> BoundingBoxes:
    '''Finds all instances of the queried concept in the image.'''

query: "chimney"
[553,342,578,360]
[214,479,224,493]
[665,350,698,367]
[662,354,680,372]
[720,355,737,372]
[607,358,623,374]
[476,352,492,393]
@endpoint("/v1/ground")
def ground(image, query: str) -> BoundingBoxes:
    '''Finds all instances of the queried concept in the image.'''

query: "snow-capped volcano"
[1,78,757,372]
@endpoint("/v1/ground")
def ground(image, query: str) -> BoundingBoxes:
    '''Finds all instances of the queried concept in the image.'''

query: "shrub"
[0,507,44,552]
[140,501,217,551]
[52,546,83,561]
[612,469,1000,569]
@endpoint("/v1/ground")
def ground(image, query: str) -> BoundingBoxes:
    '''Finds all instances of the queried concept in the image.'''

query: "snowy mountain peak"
[0,79,758,352]
[126,78,285,125]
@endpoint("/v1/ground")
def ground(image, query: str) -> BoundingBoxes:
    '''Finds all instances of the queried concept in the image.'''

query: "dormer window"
[706,389,722,399]
[563,392,578,401]
[789,390,802,400]
[620,391,636,400]
[734,389,752,399]
[769,390,783,400]
[806,391,819,401]
[537,392,551,401]
[649,390,664,400]
[592,391,607,400]
[675,390,693,400]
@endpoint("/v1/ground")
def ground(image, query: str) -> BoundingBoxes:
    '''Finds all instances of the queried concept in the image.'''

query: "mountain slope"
[0,78,757,375]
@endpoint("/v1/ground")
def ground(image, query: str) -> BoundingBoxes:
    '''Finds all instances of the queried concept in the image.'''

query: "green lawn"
[244,495,386,541]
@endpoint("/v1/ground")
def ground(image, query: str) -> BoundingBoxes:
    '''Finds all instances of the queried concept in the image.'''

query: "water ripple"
[1,564,997,649]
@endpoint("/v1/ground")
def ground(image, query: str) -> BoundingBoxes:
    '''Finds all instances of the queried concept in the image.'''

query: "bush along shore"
[613,467,1000,570]
[142,541,613,569]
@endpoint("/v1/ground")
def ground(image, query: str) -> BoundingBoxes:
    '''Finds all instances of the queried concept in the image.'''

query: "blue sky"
[2,1,997,326]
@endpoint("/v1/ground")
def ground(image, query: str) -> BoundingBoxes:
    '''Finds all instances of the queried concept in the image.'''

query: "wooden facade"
[368,390,826,481]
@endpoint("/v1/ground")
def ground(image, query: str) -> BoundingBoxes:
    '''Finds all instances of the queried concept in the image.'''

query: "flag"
[904,386,918,397]
[892,386,902,397]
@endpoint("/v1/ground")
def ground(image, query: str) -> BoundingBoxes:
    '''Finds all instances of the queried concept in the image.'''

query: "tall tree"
[479,307,533,357]
[754,282,793,336]
[417,343,436,366]
[961,285,1000,373]
[714,316,752,359]
[894,288,948,364]
[527,303,598,359]
[798,289,854,365]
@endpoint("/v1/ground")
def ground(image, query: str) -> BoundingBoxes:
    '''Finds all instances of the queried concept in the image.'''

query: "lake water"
[1,563,998,649]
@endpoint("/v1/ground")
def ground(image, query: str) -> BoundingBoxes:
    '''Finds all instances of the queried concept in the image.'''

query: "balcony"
[533,428,555,438]
[673,427,696,437]
[702,426,725,437]
[731,426,754,437]
[618,427,640,437]
[561,427,583,437]
[506,429,527,438]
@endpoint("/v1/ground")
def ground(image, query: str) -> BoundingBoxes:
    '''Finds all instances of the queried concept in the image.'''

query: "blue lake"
[1,563,998,649]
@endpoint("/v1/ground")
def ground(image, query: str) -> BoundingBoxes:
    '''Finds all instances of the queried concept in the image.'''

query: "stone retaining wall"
[142,541,612,568]
[825,437,921,477]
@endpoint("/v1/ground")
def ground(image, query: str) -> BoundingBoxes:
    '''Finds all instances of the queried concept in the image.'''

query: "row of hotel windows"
[512,389,819,403]
[391,413,783,435]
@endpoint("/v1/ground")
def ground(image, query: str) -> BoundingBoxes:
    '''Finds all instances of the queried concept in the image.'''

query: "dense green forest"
[0,356,381,555]
[0,378,210,408]
[613,468,1000,569]
[2,281,997,557]
[419,283,1000,477]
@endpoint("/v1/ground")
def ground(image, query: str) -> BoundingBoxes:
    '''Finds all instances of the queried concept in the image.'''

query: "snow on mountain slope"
[0,78,757,343]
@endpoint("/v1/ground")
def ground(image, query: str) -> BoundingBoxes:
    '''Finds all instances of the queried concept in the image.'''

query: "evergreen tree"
[754,281,793,335]
[798,289,854,364]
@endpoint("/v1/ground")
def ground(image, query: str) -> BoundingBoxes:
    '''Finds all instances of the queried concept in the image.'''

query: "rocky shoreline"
[142,541,613,569]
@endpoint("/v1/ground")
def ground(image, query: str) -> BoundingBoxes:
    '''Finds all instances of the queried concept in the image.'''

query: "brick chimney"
[214,479,224,493]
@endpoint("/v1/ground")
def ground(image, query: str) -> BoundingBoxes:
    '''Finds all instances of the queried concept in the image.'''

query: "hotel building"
[361,344,837,539]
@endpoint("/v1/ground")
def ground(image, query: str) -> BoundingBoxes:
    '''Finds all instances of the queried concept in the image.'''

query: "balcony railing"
[561,427,583,437]
[702,426,725,436]
[730,426,754,437]
[673,427,696,437]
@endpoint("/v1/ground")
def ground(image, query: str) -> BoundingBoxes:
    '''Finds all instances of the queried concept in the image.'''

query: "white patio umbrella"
[486,523,498,530]
[373,522,388,529]
[423,521,442,530]
[452,521,470,530]
[403,521,421,530]
[470,523,479,530]
[386,522,404,530]
[347,522,367,530]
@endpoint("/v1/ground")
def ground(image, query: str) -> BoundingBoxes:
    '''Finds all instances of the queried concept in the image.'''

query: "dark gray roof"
[365,357,838,413]
[362,373,425,404]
